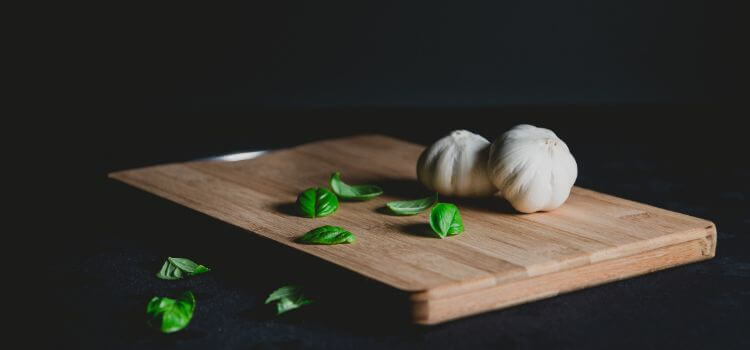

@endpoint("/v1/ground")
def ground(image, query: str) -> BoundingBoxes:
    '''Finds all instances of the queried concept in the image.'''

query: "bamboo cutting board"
[110,135,717,324]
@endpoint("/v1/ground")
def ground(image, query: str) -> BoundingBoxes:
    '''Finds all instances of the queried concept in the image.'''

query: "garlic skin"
[488,124,577,213]
[417,130,497,197]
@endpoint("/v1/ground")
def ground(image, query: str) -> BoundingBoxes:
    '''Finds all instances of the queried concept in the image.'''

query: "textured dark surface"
[80,0,744,112]
[50,108,749,349]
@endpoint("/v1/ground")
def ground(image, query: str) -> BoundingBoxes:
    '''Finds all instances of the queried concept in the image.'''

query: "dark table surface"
[51,108,749,349]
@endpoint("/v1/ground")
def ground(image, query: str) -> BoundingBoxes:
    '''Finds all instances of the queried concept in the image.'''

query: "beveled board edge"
[409,227,716,325]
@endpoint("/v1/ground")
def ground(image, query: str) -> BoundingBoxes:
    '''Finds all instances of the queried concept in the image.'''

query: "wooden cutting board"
[110,135,717,324]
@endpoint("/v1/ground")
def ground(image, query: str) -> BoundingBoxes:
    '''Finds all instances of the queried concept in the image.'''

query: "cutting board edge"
[408,219,718,300]
[408,229,716,325]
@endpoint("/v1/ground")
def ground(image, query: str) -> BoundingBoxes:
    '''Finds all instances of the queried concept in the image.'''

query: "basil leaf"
[265,285,313,315]
[298,225,355,244]
[329,172,383,200]
[265,285,301,303]
[276,297,312,314]
[429,203,464,238]
[296,187,339,218]
[156,257,211,280]
[386,193,438,215]
[146,291,196,333]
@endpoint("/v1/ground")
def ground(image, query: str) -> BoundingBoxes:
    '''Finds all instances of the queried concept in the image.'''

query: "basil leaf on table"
[329,172,383,200]
[386,193,438,215]
[429,203,464,238]
[265,285,312,315]
[298,225,355,244]
[296,187,339,218]
[146,291,196,333]
[156,257,211,280]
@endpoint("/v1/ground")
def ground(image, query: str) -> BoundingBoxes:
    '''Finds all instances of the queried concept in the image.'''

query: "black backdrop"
[83,0,743,111]
[43,1,750,349]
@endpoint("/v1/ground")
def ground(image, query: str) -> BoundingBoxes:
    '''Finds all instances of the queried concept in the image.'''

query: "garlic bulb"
[487,124,577,213]
[417,130,497,197]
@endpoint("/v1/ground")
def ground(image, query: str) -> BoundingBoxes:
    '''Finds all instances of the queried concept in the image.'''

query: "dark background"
[46,0,749,349]
[77,0,744,110]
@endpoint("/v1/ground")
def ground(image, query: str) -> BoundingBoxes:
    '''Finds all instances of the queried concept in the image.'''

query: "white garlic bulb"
[487,124,577,213]
[417,130,497,197]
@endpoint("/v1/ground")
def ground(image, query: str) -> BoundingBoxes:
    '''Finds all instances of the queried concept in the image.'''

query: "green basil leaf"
[297,225,355,244]
[329,172,383,200]
[192,265,211,274]
[429,203,464,238]
[296,187,339,218]
[265,285,313,315]
[276,297,312,314]
[265,285,300,303]
[146,291,196,333]
[386,193,438,215]
[156,257,211,280]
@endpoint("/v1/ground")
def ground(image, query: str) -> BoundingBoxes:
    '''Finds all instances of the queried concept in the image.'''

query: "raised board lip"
[108,134,719,322]
[409,232,717,325]
[408,222,716,303]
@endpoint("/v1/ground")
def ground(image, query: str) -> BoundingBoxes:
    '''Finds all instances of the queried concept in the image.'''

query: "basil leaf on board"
[429,203,464,238]
[146,291,196,333]
[265,286,313,315]
[296,187,339,218]
[297,225,355,244]
[156,257,211,280]
[329,172,383,200]
[386,193,438,215]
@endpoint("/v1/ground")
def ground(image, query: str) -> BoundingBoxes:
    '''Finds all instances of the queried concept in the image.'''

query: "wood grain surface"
[110,135,717,324]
